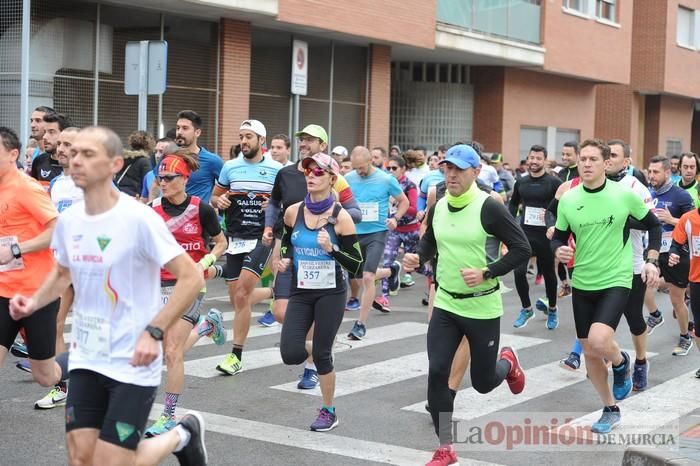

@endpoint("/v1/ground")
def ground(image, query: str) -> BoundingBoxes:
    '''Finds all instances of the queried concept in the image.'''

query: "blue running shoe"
[297,368,319,389]
[145,414,177,438]
[612,352,632,400]
[345,298,360,312]
[257,310,278,327]
[632,360,649,391]
[535,297,549,315]
[310,408,338,432]
[10,341,28,358]
[348,321,366,340]
[546,308,559,330]
[513,309,534,328]
[205,309,227,345]
[591,407,621,434]
[16,359,31,373]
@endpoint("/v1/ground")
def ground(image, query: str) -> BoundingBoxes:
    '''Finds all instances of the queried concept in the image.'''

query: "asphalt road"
[2,273,699,466]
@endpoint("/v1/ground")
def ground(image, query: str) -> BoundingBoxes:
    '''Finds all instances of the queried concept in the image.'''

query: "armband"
[199,253,216,269]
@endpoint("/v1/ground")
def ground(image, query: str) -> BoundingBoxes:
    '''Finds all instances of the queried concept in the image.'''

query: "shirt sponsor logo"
[181,242,202,251]
[40,169,51,178]
[183,222,198,234]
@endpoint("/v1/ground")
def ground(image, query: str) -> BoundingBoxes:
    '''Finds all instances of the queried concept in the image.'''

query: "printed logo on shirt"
[40,169,51,178]
[183,222,198,234]
[247,192,256,200]
[97,235,111,252]
[576,206,584,211]
[292,231,300,241]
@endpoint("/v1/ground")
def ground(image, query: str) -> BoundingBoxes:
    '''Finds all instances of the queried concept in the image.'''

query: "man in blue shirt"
[173,110,223,203]
[345,146,409,340]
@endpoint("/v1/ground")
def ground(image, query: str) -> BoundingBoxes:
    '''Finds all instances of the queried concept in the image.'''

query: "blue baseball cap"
[439,144,481,170]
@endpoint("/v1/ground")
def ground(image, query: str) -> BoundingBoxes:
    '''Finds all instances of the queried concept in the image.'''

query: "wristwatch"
[10,243,21,259]
[482,268,493,280]
[145,325,164,341]
[645,258,660,268]
[332,244,340,253]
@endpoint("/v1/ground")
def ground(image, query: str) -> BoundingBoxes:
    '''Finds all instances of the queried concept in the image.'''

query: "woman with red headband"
[145,150,229,437]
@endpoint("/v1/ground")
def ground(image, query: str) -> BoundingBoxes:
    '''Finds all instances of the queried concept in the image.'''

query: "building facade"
[2,0,699,166]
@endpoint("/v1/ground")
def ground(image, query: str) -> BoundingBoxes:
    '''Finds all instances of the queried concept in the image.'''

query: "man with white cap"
[330,146,348,164]
[210,119,283,376]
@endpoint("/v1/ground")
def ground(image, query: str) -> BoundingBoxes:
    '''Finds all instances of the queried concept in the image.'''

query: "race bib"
[161,286,174,305]
[0,236,24,272]
[359,202,379,222]
[226,238,257,255]
[297,260,336,289]
[523,207,546,227]
[72,313,110,362]
[660,231,672,253]
[692,236,700,256]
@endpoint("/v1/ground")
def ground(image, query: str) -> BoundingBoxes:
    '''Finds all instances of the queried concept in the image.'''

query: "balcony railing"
[437,0,541,45]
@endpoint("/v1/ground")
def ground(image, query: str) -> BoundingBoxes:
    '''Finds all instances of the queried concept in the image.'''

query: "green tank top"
[678,179,700,208]
[433,190,502,319]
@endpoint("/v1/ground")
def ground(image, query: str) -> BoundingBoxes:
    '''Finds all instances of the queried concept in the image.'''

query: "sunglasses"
[304,166,329,177]
[158,174,182,182]
[387,166,400,171]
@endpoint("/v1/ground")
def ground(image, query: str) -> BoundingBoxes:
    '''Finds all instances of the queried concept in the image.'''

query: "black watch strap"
[10,243,21,259]
[145,325,164,341]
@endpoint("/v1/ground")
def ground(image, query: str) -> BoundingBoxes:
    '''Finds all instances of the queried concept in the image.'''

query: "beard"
[243,146,259,159]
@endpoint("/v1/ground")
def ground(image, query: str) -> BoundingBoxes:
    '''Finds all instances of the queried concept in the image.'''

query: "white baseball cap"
[331,145,348,157]
[240,119,266,138]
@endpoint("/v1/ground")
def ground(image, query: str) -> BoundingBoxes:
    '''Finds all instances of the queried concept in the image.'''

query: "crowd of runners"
[2,106,700,465]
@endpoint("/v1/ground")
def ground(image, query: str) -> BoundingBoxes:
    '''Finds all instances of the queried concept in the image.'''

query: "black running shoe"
[174,411,208,466]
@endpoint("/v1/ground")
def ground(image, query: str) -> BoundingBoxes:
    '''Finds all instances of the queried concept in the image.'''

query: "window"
[564,0,588,14]
[666,139,682,157]
[520,127,547,161]
[677,6,695,48]
[596,0,616,22]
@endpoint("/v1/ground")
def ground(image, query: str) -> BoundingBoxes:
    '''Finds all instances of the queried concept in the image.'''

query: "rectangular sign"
[291,39,308,96]
[124,40,168,95]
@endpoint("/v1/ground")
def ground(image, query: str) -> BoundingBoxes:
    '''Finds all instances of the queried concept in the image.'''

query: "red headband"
[160,155,192,178]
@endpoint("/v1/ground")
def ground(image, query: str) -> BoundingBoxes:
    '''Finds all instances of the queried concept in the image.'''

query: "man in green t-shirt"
[677,152,700,208]
[551,138,661,435]
[404,145,531,465]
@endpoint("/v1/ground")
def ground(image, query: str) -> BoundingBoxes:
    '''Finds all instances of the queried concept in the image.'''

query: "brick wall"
[367,44,391,151]
[663,0,700,97]
[643,95,661,162]
[594,84,633,142]
[631,0,667,91]
[692,112,700,154]
[218,19,251,158]
[472,67,505,153]
[278,0,435,49]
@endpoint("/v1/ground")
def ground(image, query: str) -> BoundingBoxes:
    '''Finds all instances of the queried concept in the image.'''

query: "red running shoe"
[499,346,525,394]
[426,444,459,466]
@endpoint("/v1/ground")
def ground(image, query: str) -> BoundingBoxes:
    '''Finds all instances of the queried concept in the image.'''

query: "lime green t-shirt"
[678,179,700,208]
[555,180,649,290]
[433,189,502,319]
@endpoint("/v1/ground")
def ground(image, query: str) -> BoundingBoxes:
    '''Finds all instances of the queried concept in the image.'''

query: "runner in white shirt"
[9,126,208,466]
[34,126,82,409]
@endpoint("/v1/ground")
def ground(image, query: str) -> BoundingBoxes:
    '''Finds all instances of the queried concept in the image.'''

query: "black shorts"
[659,253,689,288]
[571,286,630,339]
[0,296,60,360]
[273,270,293,300]
[350,231,388,279]
[623,274,647,336]
[65,369,157,451]
[160,285,205,326]
[224,240,272,282]
[688,282,700,325]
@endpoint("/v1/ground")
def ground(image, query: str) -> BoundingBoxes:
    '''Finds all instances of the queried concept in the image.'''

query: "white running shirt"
[52,193,183,386]
[50,173,84,213]
[617,175,654,274]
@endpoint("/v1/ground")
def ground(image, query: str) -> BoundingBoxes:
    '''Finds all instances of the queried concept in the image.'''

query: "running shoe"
[174,411,208,466]
[257,309,278,327]
[560,352,581,371]
[535,297,549,315]
[632,360,649,392]
[297,368,319,390]
[591,407,621,434]
[612,352,632,400]
[310,407,338,432]
[672,336,693,356]
[426,444,459,465]
[389,261,402,294]
[372,296,391,313]
[348,321,366,340]
[15,359,31,373]
[546,308,559,330]
[10,341,28,358]
[558,283,572,298]
[145,414,177,438]
[513,309,534,328]
[34,385,67,409]
[499,346,525,394]
[205,309,226,345]
[534,274,544,285]
[216,353,243,376]
[422,293,429,306]
[646,312,664,335]
[696,367,700,379]
[400,274,415,288]
[345,298,360,312]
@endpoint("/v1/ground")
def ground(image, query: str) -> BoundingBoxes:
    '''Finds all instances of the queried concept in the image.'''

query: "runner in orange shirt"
[0,126,69,390]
